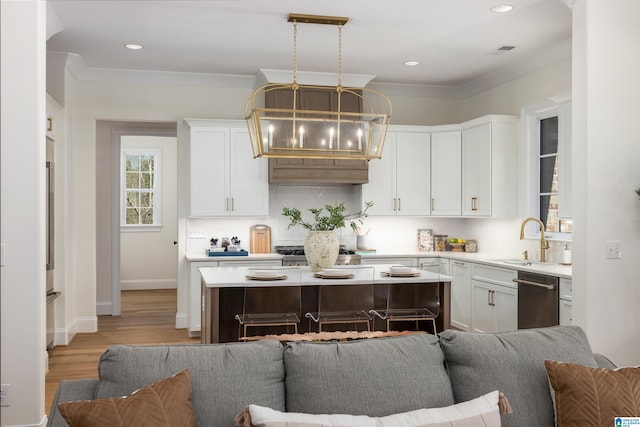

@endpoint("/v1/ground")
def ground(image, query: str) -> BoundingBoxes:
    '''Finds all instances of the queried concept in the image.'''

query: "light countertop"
[186,251,572,279]
[199,265,451,288]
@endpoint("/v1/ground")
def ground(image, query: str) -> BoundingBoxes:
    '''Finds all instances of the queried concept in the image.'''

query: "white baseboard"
[175,312,187,329]
[75,316,98,333]
[54,324,76,346]
[96,301,112,315]
[120,279,177,291]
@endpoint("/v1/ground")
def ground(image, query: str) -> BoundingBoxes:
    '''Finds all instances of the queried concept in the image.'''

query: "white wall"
[1,1,48,425]
[572,0,640,367]
[120,136,178,290]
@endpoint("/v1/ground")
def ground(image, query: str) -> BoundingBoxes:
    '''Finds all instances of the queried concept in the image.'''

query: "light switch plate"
[605,241,622,259]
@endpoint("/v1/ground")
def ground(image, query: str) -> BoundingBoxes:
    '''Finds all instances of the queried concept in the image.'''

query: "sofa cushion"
[283,333,454,417]
[58,369,195,427]
[95,341,284,427]
[439,325,599,427]
[544,360,640,427]
[235,390,504,427]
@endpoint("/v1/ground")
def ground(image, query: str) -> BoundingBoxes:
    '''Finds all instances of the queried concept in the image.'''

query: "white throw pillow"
[235,390,506,427]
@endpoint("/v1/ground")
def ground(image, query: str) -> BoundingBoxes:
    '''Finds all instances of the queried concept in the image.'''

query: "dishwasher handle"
[512,278,556,290]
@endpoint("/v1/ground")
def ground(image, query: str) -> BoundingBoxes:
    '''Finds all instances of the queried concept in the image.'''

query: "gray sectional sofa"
[48,325,615,427]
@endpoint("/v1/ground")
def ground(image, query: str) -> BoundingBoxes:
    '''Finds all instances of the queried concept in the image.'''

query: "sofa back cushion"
[283,333,454,417]
[95,341,284,427]
[439,325,599,427]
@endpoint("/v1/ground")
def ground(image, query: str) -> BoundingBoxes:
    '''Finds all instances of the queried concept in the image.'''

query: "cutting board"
[250,224,271,254]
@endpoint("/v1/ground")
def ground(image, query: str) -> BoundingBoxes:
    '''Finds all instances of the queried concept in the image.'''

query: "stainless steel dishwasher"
[513,270,559,329]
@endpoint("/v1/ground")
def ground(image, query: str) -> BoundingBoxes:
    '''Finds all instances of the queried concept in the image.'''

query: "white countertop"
[199,265,452,288]
[186,250,572,279]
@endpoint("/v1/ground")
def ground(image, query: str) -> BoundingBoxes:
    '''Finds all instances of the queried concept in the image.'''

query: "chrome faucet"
[520,217,549,262]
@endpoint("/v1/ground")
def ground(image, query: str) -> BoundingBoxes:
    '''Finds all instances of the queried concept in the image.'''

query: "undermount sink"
[493,259,537,267]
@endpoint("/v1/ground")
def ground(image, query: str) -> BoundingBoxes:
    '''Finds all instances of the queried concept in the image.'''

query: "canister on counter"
[434,235,448,251]
[465,239,477,252]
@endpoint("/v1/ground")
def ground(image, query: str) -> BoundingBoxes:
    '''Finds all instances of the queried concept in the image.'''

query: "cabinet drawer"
[472,264,517,288]
[559,278,572,301]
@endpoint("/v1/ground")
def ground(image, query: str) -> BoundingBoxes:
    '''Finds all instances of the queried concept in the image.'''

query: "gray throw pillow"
[284,333,454,417]
[439,325,599,427]
[95,340,285,427]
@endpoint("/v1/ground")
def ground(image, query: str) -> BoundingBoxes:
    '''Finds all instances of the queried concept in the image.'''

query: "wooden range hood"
[266,86,369,184]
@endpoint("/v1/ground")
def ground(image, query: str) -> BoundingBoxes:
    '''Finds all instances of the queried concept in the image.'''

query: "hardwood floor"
[45,289,200,414]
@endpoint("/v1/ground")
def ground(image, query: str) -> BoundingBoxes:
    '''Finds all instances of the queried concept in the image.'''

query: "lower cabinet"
[418,257,449,275]
[559,278,573,325]
[449,260,472,331]
[188,259,282,335]
[471,265,518,333]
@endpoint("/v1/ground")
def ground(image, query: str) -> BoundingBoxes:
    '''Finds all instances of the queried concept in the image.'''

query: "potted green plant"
[282,202,373,271]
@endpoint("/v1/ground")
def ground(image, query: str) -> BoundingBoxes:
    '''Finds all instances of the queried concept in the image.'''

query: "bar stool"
[370,282,440,334]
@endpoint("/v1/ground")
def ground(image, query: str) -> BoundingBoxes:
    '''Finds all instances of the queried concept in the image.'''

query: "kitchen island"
[199,265,452,343]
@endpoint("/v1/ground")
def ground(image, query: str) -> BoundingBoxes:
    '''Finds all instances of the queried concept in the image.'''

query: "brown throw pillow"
[544,359,640,427]
[58,369,196,427]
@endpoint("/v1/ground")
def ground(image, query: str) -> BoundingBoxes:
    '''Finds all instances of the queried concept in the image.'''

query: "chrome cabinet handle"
[431,198,435,211]
[472,197,478,211]
[397,198,401,211]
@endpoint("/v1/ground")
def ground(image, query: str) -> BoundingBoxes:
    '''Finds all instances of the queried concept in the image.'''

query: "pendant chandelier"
[245,14,392,160]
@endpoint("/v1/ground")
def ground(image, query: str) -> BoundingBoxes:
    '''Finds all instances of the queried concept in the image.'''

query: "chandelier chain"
[292,22,298,84]
[337,25,343,87]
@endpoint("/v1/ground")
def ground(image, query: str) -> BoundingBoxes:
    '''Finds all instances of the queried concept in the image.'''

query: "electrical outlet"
[605,241,622,259]
[188,229,207,239]
[0,384,10,407]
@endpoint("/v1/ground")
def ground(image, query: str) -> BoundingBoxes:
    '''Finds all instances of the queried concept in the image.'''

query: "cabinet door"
[229,128,269,216]
[472,280,494,333]
[189,127,229,216]
[189,261,218,333]
[396,131,430,215]
[559,299,573,325]
[472,280,517,333]
[494,284,518,332]
[462,124,491,216]
[363,133,397,215]
[450,260,472,331]
[431,131,461,216]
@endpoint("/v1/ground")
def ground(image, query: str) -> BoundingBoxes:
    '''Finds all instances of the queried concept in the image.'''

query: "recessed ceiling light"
[404,60,420,66]
[490,4,514,13]
[124,43,143,50]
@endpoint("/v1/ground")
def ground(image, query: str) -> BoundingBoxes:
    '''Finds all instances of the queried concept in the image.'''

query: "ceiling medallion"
[245,14,392,161]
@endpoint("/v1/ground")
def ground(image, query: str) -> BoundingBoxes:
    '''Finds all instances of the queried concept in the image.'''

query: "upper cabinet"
[431,128,462,216]
[461,115,518,217]
[186,119,269,217]
[363,126,431,216]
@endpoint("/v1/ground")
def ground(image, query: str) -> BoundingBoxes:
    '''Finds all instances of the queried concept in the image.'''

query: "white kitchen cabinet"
[471,264,518,333]
[188,258,283,335]
[363,127,430,216]
[188,260,219,335]
[186,119,268,217]
[430,128,461,216]
[559,277,573,325]
[418,257,449,275]
[461,116,518,217]
[461,123,491,216]
[449,260,472,331]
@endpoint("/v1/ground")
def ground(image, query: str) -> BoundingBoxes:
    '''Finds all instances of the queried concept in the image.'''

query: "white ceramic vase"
[304,230,339,272]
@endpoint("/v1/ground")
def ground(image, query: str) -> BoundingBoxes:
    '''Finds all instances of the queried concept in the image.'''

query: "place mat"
[245,275,288,281]
[381,271,421,277]
[313,272,355,279]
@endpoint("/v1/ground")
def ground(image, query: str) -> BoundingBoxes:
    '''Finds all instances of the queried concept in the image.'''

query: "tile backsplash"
[186,184,571,262]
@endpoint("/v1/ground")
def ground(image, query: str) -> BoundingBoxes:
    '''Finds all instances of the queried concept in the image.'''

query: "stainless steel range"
[275,245,361,266]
